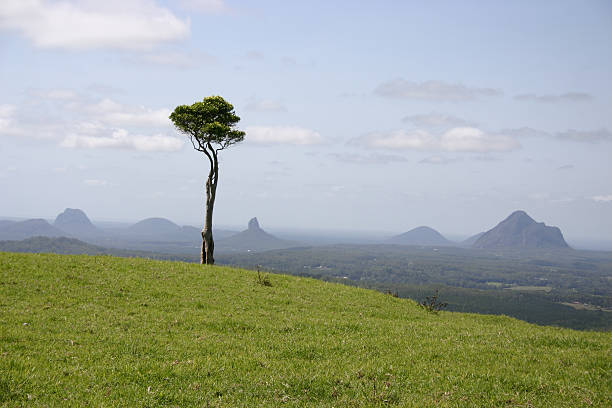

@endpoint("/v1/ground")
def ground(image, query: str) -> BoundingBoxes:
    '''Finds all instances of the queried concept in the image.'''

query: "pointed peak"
[505,210,536,224]
[248,217,260,231]
[473,210,569,249]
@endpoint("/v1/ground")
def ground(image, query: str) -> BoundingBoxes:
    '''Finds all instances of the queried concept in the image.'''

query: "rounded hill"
[389,226,453,246]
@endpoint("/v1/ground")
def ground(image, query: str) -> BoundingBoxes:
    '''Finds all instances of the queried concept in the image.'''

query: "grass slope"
[1,253,610,407]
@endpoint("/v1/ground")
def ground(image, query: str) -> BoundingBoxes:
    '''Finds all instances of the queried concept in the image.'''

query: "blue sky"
[1,0,611,244]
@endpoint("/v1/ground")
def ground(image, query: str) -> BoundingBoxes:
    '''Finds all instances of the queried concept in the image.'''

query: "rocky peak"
[505,210,536,225]
[54,208,93,227]
[53,208,99,236]
[248,217,261,231]
[473,210,569,249]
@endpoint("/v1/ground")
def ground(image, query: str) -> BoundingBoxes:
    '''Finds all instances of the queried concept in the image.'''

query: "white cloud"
[245,99,287,113]
[245,50,264,60]
[499,127,611,144]
[1,92,180,152]
[354,127,520,153]
[84,98,172,127]
[62,128,183,152]
[84,179,109,187]
[0,104,17,134]
[31,89,78,100]
[403,113,471,128]
[557,164,574,171]
[441,127,519,152]
[473,155,502,162]
[591,195,612,203]
[556,128,611,143]
[246,126,323,145]
[551,197,575,203]
[498,127,550,138]
[528,192,550,200]
[176,0,226,13]
[374,79,502,101]
[330,153,408,164]
[281,56,297,65]
[360,129,434,150]
[514,92,592,103]
[0,0,190,50]
[127,51,216,68]
[419,156,459,165]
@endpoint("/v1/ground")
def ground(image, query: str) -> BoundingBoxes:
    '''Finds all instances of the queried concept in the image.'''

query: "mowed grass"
[0,253,610,407]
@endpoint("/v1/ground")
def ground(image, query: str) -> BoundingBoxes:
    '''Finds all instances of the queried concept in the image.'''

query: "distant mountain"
[216,217,297,252]
[0,219,67,240]
[54,208,101,237]
[128,217,183,236]
[461,232,485,247]
[388,226,453,246]
[124,218,199,242]
[473,210,570,249]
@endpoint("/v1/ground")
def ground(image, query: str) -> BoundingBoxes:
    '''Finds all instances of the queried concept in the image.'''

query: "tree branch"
[189,135,204,152]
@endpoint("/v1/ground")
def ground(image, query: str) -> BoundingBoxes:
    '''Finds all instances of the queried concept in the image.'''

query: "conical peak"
[504,210,536,226]
[508,210,529,219]
[248,217,260,231]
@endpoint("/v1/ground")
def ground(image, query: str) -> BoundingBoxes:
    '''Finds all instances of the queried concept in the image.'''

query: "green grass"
[1,253,610,407]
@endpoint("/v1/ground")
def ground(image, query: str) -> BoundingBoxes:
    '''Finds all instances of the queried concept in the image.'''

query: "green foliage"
[0,252,611,407]
[169,96,245,149]
[256,264,272,287]
[418,289,448,313]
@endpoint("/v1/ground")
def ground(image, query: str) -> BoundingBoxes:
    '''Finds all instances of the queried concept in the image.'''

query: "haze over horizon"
[1,1,611,241]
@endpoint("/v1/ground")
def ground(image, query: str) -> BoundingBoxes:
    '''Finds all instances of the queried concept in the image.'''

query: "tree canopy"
[169,96,245,152]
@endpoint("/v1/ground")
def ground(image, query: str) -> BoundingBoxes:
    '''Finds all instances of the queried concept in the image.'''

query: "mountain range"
[0,208,571,252]
[389,211,569,250]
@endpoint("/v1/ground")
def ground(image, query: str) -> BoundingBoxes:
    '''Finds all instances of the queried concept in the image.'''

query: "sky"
[1,0,611,244]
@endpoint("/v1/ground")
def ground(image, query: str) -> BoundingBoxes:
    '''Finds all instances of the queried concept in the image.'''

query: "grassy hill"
[1,253,610,407]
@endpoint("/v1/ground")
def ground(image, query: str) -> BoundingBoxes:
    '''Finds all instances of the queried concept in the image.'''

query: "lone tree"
[170,96,245,265]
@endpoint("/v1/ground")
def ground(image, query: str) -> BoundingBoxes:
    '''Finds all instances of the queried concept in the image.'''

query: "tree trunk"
[201,153,218,265]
